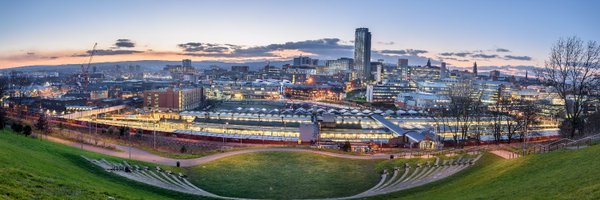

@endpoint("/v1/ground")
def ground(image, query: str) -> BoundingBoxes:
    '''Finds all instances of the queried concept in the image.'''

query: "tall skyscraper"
[473,62,478,76]
[353,28,372,82]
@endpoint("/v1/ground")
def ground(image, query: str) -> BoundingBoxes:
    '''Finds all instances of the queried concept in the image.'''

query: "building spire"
[426,59,431,67]
[473,62,478,76]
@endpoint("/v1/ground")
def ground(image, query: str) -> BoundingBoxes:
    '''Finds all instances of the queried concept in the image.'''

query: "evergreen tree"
[35,114,51,136]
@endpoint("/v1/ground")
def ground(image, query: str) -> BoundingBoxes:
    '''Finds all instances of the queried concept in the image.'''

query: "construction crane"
[81,43,97,93]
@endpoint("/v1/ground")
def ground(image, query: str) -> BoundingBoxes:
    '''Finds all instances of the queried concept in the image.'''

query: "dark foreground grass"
[0,129,206,200]
[185,151,381,199]
[368,145,600,200]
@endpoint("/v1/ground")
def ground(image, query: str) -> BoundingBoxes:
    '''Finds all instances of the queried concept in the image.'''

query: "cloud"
[27,52,35,56]
[114,39,135,48]
[475,65,539,76]
[377,41,395,45]
[504,55,532,61]
[438,56,469,62]
[438,49,533,63]
[180,38,353,59]
[258,38,352,51]
[379,49,428,56]
[72,49,144,57]
[472,53,498,59]
[177,42,238,54]
[178,42,204,52]
[439,52,471,57]
[496,48,510,52]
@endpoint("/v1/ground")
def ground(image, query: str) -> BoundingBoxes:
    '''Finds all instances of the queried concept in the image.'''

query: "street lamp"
[222,122,228,150]
[153,120,157,150]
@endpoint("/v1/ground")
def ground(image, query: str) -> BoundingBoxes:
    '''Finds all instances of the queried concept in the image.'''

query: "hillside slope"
[369,145,600,200]
[0,130,205,200]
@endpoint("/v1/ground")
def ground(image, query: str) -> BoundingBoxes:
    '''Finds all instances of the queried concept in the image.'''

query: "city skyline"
[1,0,599,75]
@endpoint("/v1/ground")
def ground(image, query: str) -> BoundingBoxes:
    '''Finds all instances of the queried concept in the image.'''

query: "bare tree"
[490,86,507,144]
[584,111,600,135]
[537,36,600,138]
[498,97,521,144]
[446,81,479,147]
[513,99,541,150]
[471,93,485,145]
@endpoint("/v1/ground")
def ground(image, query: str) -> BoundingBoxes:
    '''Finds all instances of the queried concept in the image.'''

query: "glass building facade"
[353,28,372,82]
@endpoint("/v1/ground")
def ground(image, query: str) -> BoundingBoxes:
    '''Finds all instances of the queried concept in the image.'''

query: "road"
[46,135,395,167]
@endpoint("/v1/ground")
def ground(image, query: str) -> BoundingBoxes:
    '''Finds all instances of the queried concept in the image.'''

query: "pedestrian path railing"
[525,133,600,155]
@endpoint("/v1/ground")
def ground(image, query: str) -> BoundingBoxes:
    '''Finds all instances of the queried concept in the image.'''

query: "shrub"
[135,129,143,139]
[180,145,187,153]
[23,125,32,137]
[341,141,352,152]
[107,127,115,136]
[119,126,128,137]
[12,123,23,133]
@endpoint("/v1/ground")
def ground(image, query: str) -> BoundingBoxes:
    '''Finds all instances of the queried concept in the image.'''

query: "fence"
[524,133,600,155]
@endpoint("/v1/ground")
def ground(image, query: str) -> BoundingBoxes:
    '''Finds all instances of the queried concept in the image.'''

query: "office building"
[325,57,353,75]
[143,87,204,111]
[440,62,448,79]
[182,59,192,68]
[293,56,319,66]
[353,28,372,82]
[231,66,249,73]
[366,80,415,103]
[371,61,384,83]
[398,58,408,79]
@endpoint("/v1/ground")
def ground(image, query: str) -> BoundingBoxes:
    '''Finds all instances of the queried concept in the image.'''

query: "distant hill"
[1,60,293,73]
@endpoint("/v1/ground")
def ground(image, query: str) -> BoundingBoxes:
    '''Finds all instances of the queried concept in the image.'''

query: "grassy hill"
[369,145,600,200]
[2,127,599,200]
[0,129,204,200]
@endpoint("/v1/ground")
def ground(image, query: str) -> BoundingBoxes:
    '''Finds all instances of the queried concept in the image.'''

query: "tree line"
[431,36,600,147]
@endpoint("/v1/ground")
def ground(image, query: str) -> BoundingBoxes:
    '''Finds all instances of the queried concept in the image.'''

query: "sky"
[1,0,599,74]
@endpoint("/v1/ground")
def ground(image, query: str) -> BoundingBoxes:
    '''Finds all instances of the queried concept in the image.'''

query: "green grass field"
[185,151,381,199]
[0,129,204,200]
[368,146,600,200]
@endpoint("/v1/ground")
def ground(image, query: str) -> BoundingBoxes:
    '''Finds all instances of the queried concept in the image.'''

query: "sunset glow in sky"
[1,0,599,74]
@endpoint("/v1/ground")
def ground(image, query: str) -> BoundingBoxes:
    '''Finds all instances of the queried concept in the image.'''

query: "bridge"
[60,105,127,119]
[370,114,425,143]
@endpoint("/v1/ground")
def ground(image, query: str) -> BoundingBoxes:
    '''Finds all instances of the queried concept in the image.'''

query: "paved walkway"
[490,150,520,159]
[46,135,395,167]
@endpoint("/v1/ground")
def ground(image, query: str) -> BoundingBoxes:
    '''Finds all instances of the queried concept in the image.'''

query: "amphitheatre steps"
[82,152,482,200]
[342,153,482,199]
[82,156,234,199]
